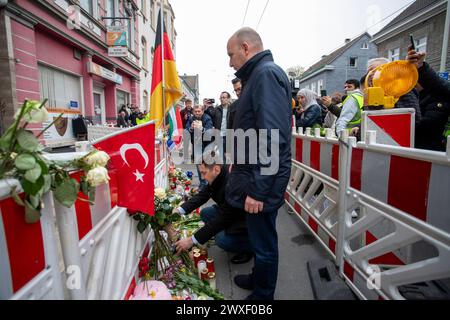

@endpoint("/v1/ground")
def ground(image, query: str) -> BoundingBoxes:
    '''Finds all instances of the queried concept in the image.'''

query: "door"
[93,87,106,125]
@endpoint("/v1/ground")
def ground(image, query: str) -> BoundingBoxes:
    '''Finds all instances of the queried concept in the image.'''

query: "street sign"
[438,72,449,81]
[108,46,128,57]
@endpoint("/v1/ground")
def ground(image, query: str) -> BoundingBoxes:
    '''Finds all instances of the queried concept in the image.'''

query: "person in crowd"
[174,149,253,264]
[295,89,322,130]
[335,79,364,139]
[226,27,292,300]
[116,110,129,128]
[228,78,242,130]
[213,91,232,162]
[128,105,140,127]
[118,104,129,123]
[185,104,214,189]
[322,92,343,118]
[407,45,450,151]
[203,98,216,124]
[180,99,193,129]
[322,93,343,132]
[344,79,360,94]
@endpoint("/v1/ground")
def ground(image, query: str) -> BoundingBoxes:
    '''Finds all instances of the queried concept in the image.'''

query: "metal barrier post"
[53,199,87,300]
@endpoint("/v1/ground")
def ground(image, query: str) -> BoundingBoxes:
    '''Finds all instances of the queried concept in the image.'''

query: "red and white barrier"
[361,109,415,148]
[286,129,341,260]
[0,181,64,300]
[340,132,450,300]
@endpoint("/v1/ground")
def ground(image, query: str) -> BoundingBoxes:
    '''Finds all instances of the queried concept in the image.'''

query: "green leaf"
[36,158,49,175]
[89,188,96,203]
[137,221,148,234]
[54,178,79,208]
[155,211,166,221]
[24,164,42,183]
[42,174,51,193]
[24,200,41,224]
[80,180,89,195]
[0,129,14,151]
[29,194,40,208]
[14,154,36,170]
[16,129,39,152]
[11,186,25,207]
[21,175,44,196]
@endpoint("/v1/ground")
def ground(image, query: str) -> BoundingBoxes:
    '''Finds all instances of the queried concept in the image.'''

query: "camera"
[208,99,215,104]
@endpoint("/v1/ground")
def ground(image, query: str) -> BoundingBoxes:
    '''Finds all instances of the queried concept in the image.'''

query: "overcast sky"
[170,0,414,101]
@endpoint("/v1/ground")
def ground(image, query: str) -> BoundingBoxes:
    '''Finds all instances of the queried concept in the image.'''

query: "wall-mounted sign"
[70,100,79,109]
[106,25,127,46]
[108,46,128,57]
[438,72,449,81]
[88,61,123,85]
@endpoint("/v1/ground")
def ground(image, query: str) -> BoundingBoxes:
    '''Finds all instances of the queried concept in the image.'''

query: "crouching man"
[173,150,252,264]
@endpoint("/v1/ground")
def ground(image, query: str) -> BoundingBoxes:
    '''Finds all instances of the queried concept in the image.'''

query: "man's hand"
[175,237,194,254]
[350,127,360,137]
[322,96,332,107]
[245,196,264,214]
[407,45,426,69]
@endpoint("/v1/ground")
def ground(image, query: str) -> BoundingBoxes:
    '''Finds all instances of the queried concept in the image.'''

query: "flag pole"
[160,0,169,188]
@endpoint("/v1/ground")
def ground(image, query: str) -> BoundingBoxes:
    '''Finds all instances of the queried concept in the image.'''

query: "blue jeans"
[246,210,279,300]
[200,205,251,254]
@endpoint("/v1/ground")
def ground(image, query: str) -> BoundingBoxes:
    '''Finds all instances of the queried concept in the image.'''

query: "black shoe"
[231,252,253,264]
[234,274,254,291]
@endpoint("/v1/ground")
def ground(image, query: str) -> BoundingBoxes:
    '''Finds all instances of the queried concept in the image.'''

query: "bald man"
[225,27,292,300]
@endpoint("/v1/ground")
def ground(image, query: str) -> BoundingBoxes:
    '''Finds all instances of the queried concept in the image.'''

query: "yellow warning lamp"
[364,60,418,109]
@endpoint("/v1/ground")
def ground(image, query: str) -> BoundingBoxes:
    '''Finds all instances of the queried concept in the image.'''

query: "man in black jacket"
[226,27,292,300]
[173,154,252,264]
[407,46,450,151]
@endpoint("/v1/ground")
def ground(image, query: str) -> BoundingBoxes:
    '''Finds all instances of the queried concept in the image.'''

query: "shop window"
[117,90,130,111]
[38,64,82,111]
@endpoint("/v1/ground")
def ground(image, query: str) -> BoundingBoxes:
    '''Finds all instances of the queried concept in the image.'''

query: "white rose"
[85,151,110,167]
[154,188,166,200]
[15,102,49,123]
[86,167,110,187]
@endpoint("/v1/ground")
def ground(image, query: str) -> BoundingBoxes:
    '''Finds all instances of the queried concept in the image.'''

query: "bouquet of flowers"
[0,99,110,223]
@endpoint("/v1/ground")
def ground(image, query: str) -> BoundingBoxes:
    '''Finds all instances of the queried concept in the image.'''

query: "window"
[150,0,155,29]
[125,10,135,52]
[106,0,116,25]
[38,64,82,110]
[349,57,357,67]
[415,36,427,53]
[117,90,129,111]
[143,90,148,111]
[361,41,369,49]
[141,37,148,69]
[317,79,324,95]
[311,82,316,94]
[141,0,147,18]
[80,0,97,18]
[389,48,400,61]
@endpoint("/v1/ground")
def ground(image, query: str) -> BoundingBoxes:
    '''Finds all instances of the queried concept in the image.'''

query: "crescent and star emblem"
[119,143,149,183]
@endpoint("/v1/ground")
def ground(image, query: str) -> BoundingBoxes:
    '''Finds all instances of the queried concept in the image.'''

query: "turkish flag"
[93,122,155,215]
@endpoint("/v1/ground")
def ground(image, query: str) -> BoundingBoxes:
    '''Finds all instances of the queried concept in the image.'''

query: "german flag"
[149,9,182,129]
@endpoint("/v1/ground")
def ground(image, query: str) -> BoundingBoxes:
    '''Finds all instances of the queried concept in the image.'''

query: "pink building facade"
[0,0,141,147]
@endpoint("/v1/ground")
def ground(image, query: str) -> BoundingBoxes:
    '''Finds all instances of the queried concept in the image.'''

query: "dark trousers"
[200,205,252,254]
[246,210,279,300]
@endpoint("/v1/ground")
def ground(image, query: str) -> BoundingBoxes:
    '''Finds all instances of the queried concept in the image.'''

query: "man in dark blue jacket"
[226,27,292,300]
